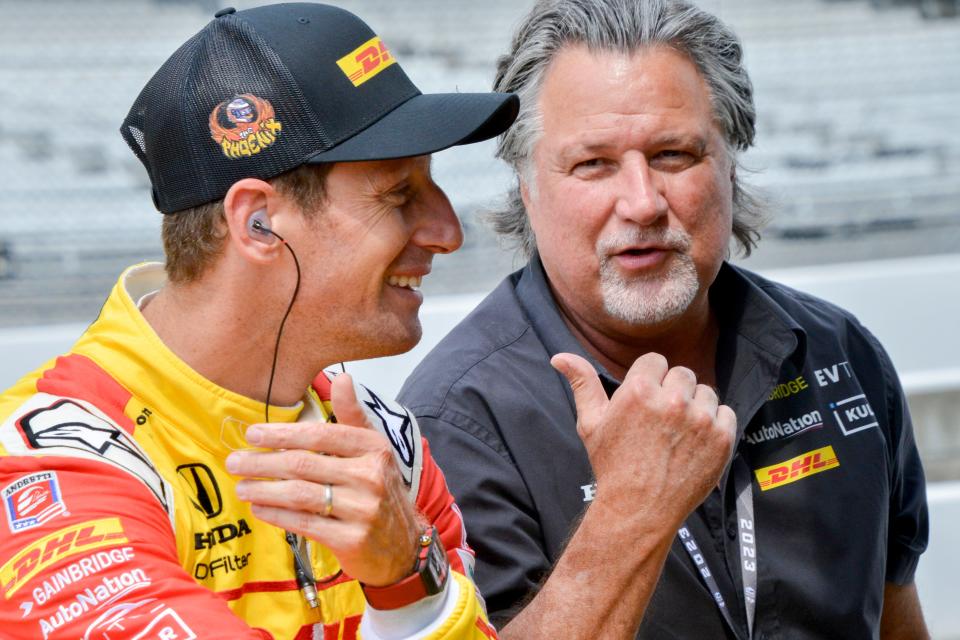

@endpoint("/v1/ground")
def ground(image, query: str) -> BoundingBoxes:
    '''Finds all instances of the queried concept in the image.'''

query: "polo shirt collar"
[710,262,807,441]
[514,253,808,435]
[515,254,622,397]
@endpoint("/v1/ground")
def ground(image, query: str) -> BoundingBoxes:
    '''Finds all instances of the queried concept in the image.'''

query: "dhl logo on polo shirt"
[0,517,127,598]
[337,36,395,86]
[754,446,839,491]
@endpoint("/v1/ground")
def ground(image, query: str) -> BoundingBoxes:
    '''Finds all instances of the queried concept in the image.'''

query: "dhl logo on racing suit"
[336,36,395,87]
[0,517,127,598]
[754,445,839,491]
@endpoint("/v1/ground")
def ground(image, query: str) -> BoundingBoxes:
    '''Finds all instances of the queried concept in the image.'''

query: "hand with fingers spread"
[550,351,736,532]
[226,373,422,586]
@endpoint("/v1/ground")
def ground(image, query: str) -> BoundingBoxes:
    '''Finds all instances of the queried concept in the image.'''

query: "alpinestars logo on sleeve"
[361,389,415,485]
[16,399,169,511]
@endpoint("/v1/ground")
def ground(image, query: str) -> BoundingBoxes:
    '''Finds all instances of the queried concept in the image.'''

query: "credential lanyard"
[677,458,757,640]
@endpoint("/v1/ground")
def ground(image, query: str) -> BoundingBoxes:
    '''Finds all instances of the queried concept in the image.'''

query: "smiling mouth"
[387,275,422,290]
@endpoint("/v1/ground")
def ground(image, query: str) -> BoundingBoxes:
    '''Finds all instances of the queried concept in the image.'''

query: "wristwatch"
[361,525,449,610]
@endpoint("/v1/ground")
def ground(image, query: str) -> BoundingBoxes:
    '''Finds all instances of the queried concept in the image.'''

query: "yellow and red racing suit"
[0,264,497,640]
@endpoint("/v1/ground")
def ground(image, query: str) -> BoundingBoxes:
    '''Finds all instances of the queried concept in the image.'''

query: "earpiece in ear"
[248,209,275,244]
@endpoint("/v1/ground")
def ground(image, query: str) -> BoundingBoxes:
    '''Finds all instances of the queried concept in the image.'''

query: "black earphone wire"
[251,218,319,608]
[255,223,300,424]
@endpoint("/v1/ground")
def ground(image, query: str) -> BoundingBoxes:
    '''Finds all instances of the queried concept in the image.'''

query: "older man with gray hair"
[399,0,929,638]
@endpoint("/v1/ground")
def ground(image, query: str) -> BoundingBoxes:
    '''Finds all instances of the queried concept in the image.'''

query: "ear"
[223,178,284,265]
[519,176,534,212]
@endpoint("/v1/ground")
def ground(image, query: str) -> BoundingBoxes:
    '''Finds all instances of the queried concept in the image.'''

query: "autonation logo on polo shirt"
[745,409,824,445]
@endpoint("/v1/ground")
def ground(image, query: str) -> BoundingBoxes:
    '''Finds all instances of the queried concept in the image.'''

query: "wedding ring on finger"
[322,483,334,517]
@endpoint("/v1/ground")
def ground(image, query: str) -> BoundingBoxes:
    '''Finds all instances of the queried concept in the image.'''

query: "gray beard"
[597,229,699,326]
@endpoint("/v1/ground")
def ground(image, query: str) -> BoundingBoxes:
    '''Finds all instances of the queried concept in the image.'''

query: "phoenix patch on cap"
[208,93,283,159]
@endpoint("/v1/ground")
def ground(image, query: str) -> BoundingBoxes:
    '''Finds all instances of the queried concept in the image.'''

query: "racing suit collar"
[73,262,309,455]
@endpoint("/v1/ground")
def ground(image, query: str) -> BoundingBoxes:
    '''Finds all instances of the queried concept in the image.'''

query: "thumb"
[551,353,607,429]
[330,373,373,429]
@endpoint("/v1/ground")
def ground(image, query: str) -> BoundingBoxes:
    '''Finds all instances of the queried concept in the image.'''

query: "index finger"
[245,421,381,457]
[621,351,670,388]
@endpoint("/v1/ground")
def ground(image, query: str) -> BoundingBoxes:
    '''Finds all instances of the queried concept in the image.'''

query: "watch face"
[424,529,449,593]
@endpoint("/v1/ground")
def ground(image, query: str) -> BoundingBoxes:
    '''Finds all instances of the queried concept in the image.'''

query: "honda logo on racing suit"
[175,463,222,519]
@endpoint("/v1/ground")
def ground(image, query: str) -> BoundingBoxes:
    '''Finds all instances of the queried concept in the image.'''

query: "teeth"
[387,275,422,290]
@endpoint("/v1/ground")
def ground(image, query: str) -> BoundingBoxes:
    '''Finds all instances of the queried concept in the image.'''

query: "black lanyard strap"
[678,456,757,640]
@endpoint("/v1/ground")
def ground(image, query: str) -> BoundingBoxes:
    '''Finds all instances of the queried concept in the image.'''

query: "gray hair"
[490,0,765,257]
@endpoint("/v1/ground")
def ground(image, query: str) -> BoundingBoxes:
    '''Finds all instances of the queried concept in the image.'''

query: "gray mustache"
[597,229,692,255]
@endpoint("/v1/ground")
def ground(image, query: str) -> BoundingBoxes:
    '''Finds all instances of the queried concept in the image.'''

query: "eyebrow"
[655,133,706,149]
[370,156,433,191]
[657,134,708,154]
[562,133,708,159]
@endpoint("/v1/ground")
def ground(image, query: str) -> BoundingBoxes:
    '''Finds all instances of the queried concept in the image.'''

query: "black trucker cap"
[121,3,519,214]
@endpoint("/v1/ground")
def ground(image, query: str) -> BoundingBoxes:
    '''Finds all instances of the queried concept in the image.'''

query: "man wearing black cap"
[0,3,516,639]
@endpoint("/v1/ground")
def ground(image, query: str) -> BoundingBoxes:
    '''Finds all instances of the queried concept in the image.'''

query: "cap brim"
[306,92,519,163]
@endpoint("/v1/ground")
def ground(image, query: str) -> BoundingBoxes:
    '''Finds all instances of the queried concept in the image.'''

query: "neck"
[556,293,720,387]
[141,274,314,408]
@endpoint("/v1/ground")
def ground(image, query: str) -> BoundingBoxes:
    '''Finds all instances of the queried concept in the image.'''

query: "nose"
[614,153,668,225]
[412,182,463,255]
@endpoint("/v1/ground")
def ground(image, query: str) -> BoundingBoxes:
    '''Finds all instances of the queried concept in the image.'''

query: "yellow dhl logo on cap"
[0,517,127,598]
[337,36,395,87]
[754,445,839,491]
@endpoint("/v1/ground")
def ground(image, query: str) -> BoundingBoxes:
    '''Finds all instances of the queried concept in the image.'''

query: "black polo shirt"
[399,256,928,640]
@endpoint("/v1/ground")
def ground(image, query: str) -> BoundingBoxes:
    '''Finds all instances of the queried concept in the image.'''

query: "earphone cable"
[252,223,318,608]
[261,228,300,424]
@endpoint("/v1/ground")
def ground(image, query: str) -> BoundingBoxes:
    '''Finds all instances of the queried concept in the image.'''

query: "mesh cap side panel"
[121,29,207,181]
[123,16,332,214]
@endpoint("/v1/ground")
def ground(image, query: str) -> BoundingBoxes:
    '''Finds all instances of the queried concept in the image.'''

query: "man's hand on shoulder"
[551,352,736,532]
[226,373,422,586]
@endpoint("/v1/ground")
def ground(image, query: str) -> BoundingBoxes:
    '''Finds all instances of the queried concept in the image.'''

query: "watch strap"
[362,526,449,610]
